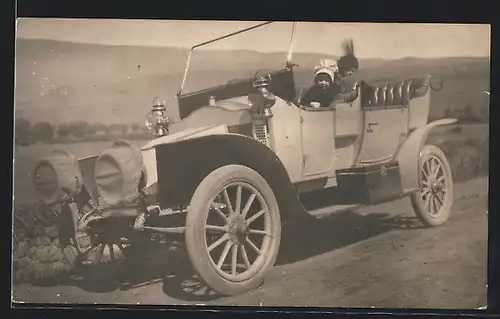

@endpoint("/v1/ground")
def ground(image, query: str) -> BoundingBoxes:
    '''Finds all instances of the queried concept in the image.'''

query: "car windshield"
[179,22,363,95]
[179,21,296,95]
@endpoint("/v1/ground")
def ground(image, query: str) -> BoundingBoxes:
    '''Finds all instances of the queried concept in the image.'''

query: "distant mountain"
[14,38,490,125]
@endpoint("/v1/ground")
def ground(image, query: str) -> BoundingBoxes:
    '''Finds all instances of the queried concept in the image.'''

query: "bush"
[69,121,89,138]
[16,120,153,144]
[57,123,71,139]
[449,126,463,134]
[32,122,54,143]
[437,138,489,182]
[15,118,34,146]
[443,103,489,124]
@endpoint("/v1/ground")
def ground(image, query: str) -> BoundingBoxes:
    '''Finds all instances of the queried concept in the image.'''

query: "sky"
[16,18,491,59]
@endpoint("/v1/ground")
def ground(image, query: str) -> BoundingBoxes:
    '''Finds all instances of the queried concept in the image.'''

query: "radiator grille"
[253,124,269,146]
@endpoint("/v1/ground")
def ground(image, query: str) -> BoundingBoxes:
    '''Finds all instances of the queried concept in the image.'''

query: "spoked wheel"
[81,242,129,265]
[185,165,281,296]
[64,211,132,268]
[410,144,454,227]
[69,236,133,282]
[67,227,132,268]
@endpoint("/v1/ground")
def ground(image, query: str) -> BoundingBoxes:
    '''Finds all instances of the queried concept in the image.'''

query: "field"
[15,39,490,127]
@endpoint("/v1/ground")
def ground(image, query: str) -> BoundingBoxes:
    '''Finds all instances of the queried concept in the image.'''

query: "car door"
[358,83,409,164]
[333,96,364,169]
[299,107,335,177]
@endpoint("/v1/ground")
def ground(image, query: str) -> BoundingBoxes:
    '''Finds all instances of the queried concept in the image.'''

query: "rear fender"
[154,133,308,221]
[395,118,458,191]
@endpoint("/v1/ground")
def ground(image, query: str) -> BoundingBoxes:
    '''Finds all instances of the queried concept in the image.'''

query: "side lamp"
[145,98,170,138]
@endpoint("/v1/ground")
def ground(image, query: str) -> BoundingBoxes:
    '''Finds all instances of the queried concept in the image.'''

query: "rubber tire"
[185,164,282,296]
[410,144,454,227]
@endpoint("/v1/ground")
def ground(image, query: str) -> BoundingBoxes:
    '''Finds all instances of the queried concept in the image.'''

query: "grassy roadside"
[427,123,489,182]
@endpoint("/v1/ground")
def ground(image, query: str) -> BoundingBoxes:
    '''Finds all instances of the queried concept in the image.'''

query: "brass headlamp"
[248,71,276,120]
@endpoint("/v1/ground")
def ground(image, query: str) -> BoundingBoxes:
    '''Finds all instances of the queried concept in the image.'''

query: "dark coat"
[300,74,358,107]
[300,85,337,108]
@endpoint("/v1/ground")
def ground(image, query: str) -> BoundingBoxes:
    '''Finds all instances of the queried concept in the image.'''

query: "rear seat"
[360,74,432,108]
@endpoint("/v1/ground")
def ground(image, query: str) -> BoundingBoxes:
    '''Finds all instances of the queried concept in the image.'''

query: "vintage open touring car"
[31,21,456,296]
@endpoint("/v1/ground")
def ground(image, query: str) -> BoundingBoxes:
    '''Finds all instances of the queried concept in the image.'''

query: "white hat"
[314,59,338,81]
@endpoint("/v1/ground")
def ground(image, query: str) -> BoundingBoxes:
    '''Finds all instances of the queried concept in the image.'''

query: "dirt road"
[12,177,489,309]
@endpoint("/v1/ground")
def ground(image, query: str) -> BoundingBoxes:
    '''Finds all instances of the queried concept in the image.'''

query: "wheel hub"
[228,215,249,244]
[431,182,438,193]
[430,180,444,195]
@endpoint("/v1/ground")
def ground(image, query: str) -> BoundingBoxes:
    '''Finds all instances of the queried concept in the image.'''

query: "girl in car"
[335,39,360,97]
[300,39,359,108]
[300,58,339,108]
[337,38,359,79]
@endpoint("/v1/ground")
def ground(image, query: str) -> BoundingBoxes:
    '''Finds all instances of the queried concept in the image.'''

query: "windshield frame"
[177,21,298,95]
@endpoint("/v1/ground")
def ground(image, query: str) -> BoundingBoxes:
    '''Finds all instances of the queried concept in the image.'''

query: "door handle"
[367,122,378,133]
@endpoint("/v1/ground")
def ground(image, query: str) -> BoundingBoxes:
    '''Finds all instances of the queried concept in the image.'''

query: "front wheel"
[185,165,281,296]
[410,144,454,227]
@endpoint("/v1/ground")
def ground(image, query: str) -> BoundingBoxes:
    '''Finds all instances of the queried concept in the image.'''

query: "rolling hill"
[14,38,490,125]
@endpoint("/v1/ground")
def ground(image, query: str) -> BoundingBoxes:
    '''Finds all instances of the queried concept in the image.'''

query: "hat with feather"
[337,38,359,74]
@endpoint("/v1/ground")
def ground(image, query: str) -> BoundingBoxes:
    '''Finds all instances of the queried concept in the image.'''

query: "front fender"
[395,118,458,191]
[154,133,307,221]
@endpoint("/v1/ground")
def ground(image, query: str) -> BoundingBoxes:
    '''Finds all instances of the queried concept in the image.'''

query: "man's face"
[316,73,331,89]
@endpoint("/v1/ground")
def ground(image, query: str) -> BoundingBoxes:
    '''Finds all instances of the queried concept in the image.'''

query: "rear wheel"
[185,165,281,296]
[410,144,454,227]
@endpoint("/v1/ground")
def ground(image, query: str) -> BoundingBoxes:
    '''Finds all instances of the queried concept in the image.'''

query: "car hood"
[140,124,229,151]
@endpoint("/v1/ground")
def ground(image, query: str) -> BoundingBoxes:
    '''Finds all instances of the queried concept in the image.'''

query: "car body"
[31,21,456,296]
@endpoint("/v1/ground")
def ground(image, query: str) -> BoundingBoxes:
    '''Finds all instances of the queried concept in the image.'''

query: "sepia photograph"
[12,19,490,309]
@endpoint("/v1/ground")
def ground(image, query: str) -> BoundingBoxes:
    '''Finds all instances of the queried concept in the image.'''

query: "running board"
[403,188,420,195]
[307,204,363,219]
[306,188,418,219]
